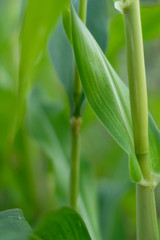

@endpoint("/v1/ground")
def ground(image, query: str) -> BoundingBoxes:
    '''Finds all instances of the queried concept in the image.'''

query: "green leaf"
[49,0,108,103]
[79,159,101,240]
[31,207,92,240]
[0,209,32,240]
[27,89,69,204]
[18,0,68,123]
[70,5,160,183]
[129,154,142,182]
[141,0,160,6]
[71,5,134,156]
[20,0,68,77]
[62,3,72,44]
[0,88,16,152]
[70,5,142,182]
[141,5,160,39]
[49,20,75,101]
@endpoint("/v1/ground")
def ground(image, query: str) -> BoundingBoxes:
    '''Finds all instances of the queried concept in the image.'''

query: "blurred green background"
[0,0,160,239]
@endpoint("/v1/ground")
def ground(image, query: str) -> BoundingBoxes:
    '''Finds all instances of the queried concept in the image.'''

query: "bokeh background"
[0,0,160,239]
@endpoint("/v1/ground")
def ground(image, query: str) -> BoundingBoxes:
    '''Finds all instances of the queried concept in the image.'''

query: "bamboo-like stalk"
[70,117,81,209]
[122,0,159,238]
[123,0,150,179]
[136,184,159,240]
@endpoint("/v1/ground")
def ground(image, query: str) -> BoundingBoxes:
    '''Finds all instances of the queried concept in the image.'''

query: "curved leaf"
[32,207,91,240]
[0,209,32,240]
[129,154,142,182]
[71,5,134,155]
[70,5,160,183]
[49,0,108,103]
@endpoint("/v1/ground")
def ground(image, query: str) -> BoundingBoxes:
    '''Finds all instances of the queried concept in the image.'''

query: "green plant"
[0,0,160,239]
[69,0,160,239]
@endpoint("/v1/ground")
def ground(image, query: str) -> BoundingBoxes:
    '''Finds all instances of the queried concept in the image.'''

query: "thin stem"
[136,184,159,240]
[123,0,150,180]
[73,0,87,108]
[73,65,82,115]
[70,117,81,209]
[69,0,87,209]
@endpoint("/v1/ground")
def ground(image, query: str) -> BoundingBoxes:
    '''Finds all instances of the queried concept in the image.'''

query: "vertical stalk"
[73,0,87,111]
[70,117,81,209]
[122,0,159,239]
[69,0,87,209]
[123,0,150,179]
[78,0,87,24]
[136,184,159,240]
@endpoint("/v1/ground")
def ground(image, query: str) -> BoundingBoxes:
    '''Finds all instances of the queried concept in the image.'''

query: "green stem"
[70,117,81,209]
[73,0,87,109]
[122,0,159,239]
[78,0,87,23]
[123,0,150,180]
[136,184,159,240]
[73,65,82,116]
[69,0,87,209]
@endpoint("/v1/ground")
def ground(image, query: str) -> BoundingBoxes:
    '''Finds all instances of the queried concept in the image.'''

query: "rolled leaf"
[71,5,134,155]
[70,5,160,184]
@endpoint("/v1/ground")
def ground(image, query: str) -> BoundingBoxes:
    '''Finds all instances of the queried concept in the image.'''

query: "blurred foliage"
[31,207,92,240]
[0,0,160,239]
[0,209,32,240]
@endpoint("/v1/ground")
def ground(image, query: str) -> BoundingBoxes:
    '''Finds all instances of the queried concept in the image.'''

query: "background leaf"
[0,209,32,240]
[87,0,108,53]
[0,89,16,153]
[26,88,101,240]
[98,181,129,240]
[32,207,91,240]
[49,20,75,102]
[18,0,68,123]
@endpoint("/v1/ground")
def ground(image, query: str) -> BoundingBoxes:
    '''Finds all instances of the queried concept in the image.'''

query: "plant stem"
[123,0,150,179]
[70,117,81,209]
[69,0,87,209]
[123,0,159,239]
[73,0,87,112]
[136,184,159,240]
[78,0,87,23]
